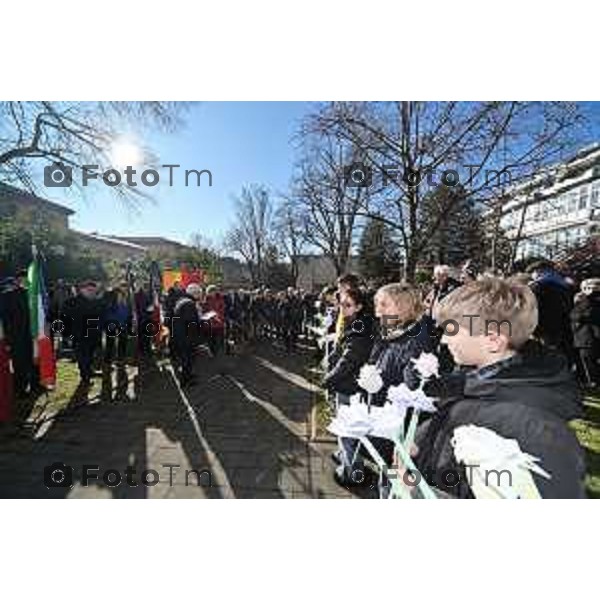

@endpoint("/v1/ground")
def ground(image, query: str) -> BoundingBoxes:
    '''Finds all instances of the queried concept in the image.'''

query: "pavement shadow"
[0,358,223,498]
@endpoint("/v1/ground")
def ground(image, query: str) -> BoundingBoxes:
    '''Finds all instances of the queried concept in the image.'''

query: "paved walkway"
[0,342,363,499]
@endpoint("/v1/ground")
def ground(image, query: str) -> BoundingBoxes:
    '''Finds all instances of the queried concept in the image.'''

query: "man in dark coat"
[528,261,575,363]
[65,280,103,387]
[1,276,34,399]
[171,283,203,387]
[135,284,154,357]
[571,278,600,388]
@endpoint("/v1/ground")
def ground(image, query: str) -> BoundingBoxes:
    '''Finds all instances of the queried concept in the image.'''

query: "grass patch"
[571,391,600,499]
[27,357,137,424]
[27,359,102,423]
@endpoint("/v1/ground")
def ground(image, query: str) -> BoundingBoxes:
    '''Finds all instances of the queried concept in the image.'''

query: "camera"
[344,162,372,188]
[44,462,74,488]
[44,162,73,187]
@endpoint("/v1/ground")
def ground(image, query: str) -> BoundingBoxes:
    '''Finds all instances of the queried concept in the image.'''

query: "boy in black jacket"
[413,277,586,499]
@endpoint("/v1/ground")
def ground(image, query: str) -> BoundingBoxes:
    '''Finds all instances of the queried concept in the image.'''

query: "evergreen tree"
[358,219,400,282]
[420,184,486,268]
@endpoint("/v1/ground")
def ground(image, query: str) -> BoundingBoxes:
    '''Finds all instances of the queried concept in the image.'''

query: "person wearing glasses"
[323,286,375,487]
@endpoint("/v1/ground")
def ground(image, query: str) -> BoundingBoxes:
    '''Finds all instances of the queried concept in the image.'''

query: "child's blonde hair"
[433,276,538,349]
[375,283,423,323]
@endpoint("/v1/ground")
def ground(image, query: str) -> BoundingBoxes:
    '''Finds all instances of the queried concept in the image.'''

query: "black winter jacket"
[530,275,575,351]
[414,349,586,498]
[571,292,600,349]
[172,294,202,351]
[64,294,104,342]
[323,311,375,396]
[368,316,437,406]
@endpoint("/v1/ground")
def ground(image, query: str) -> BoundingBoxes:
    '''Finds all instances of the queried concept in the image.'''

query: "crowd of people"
[0,275,323,405]
[1,258,599,498]
[319,262,600,498]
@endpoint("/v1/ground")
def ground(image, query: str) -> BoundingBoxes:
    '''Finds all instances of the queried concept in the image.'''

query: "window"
[579,185,589,210]
[592,181,600,208]
[568,191,578,213]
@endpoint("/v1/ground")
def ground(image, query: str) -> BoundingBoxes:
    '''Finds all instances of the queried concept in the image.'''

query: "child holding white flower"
[368,283,437,407]
[413,277,586,498]
[335,283,437,487]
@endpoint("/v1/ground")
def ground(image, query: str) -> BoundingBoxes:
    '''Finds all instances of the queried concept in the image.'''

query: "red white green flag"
[27,249,56,389]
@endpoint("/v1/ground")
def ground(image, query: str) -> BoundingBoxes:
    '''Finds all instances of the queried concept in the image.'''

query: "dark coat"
[165,288,184,322]
[64,294,103,343]
[368,316,437,406]
[0,286,34,380]
[414,349,586,498]
[530,272,575,351]
[323,311,375,396]
[571,292,600,349]
[172,294,202,351]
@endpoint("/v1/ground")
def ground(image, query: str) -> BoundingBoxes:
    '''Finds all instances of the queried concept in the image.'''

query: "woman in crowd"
[323,286,375,486]
[323,287,374,401]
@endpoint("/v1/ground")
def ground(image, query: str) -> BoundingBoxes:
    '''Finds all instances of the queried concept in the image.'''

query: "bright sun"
[110,139,143,168]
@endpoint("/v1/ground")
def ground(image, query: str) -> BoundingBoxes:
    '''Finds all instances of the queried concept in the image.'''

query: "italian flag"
[27,252,56,389]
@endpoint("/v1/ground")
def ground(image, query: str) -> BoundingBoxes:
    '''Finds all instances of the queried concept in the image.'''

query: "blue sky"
[44,101,600,247]
[49,102,316,245]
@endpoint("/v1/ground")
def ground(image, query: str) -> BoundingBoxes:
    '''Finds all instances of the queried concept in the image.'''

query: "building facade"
[107,236,190,258]
[498,144,600,261]
[0,182,74,233]
[73,232,147,262]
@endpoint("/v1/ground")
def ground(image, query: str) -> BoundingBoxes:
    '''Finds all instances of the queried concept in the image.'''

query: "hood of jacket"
[461,347,583,421]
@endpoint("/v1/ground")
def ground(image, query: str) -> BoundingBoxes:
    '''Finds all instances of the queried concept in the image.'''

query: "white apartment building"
[499,144,600,260]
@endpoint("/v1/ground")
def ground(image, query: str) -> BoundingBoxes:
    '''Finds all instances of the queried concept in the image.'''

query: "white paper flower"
[452,425,551,499]
[357,364,384,394]
[411,352,439,380]
[386,383,412,405]
[369,402,407,440]
[327,397,406,441]
[327,400,372,438]
[387,383,437,413]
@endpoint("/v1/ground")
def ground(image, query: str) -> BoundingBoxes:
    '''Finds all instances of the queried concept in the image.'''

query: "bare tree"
[0,101,185,206]
[289,130,368,276]
[224,184,274,285]
[273,198,307,285]
[304,101,585,280]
